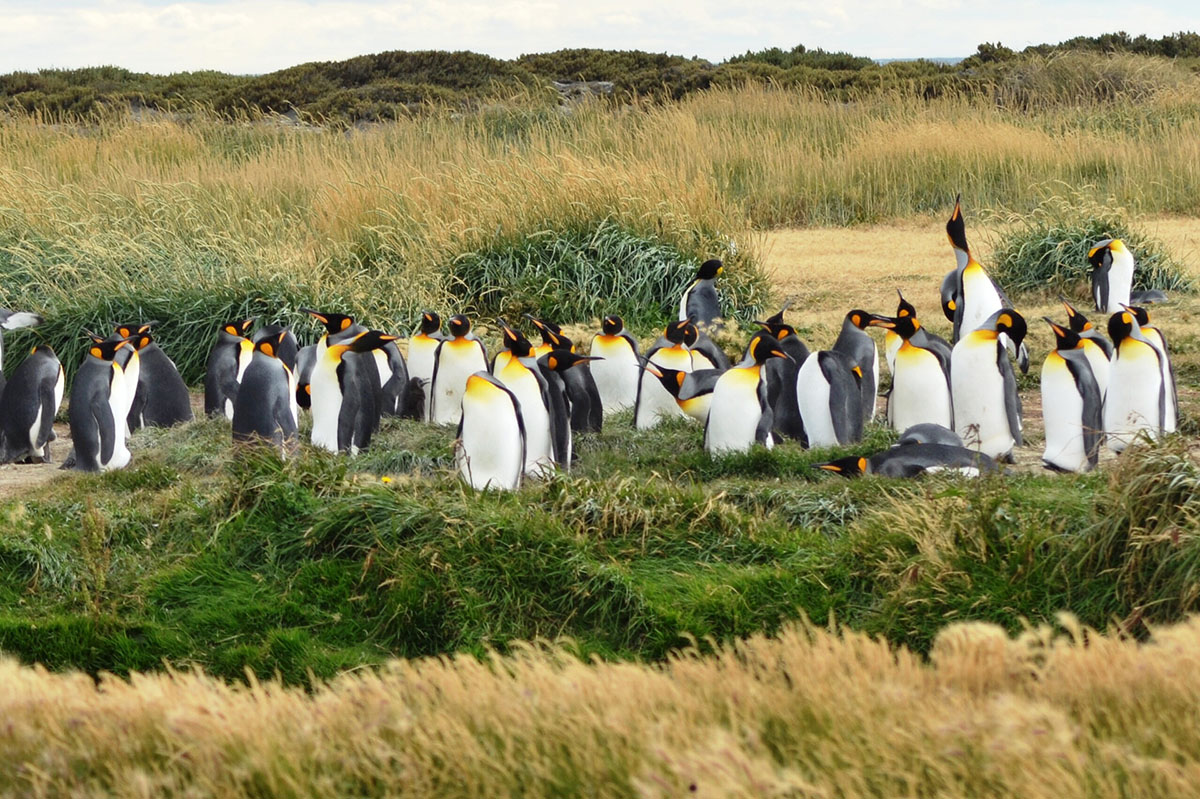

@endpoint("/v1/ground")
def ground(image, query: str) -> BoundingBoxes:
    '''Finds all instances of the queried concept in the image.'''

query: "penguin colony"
[0,198,1178,485]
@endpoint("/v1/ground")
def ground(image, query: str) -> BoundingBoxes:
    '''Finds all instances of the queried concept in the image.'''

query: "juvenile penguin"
[1060,298,1112,400]
[815,444,999,478]
[950,309,1026,461]
[310,330,399,454]
[1126,304,1177,434]
[0,344,63,464]
[1041,319,1103,473]
[204,318,254,419]
[407,311,445,420]
[428,314,488,426]
[831,309,879,424]
[868,313,952,433]
[704,332,789,455]
[678,258,723,328]
[493,321,555,476]
[456,371,526,491]
[589,315,641,415]
[634,319,694,429]
[1089,238,1135,314]
[67,338,134,472]
[0,308,44,396]
[233,334,299,459]
[121,326,193,430]
[1105,310,1166,452]
[645,362,724,424]
[796,349,864,449]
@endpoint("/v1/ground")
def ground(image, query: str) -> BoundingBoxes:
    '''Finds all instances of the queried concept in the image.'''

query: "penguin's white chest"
[705,366,765,455]
[457,377,524,491]
[635,346,692,430]
[310,359,345,452]
[796,356,837,449]
[1105,341,1164,452]
[499,361,552,474]
[889,344,951,431]
[951,336,1014,458]
[960,265,1002,334]
[1080,340,1110,400]
[589,335,639,414]
[407,336,439,383]
[1041,354,1089,472]
[432,340,487,426]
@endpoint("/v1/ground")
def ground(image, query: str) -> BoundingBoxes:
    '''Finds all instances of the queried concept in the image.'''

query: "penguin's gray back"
[233,353,297,455]
[0,347,62,464]
[896,423,962,448]
[681,281,720,327]
[134,343,193,428]
[67,358,121,472]
[870,443,999,478]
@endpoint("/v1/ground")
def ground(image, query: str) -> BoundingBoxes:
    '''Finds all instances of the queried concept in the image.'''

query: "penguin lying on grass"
[816,444,1000,478]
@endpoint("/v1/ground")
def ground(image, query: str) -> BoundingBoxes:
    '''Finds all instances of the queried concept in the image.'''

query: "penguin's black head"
[1043,317,1082,351]
[846,309,873,330]
[746,331,791,365]
[993,309,1027,348]
[221,319,255,338]
[664,319,690,345]
[332,330,398,358]
[133,331,154,351]
[497,319,533,358]
[696,259,723,281]
[764,299,792,327]
[525,314,563,347]
[539,350,600,373]
[815,455,868,478]
[88,338,131,362]
[649,363,685,398]
[754,318,796,340]
[1087,239,1115,271]
[681,321,700,348]
[1060,297,1093,333]
[895,290,918,321]
[30,344,55,358]
[301,308,356,335]
[113,322,153,340]
[447,314,471,338]
[419,310,441,336]
[1122,304,1151,327]
[601,315,624,336]
[1107,310,1137,344]
[868,314,917,340]
[946,194,969,253]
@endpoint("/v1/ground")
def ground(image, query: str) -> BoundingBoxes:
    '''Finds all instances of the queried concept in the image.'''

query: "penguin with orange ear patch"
[67,337,135,472]
[311,330,399,454]
[119,323,193,430]
[815,444,998,478]
[831,309,879,425]
[537,349,602,467]
[204,318,254,419]
[233,334,299,458]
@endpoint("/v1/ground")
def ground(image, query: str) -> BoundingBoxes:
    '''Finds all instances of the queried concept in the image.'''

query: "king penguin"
[868,312,953,433]
[456,371,526,491]
[683,318,732,371]
[233,333,299,459]
[831,309,880,425]
[493,321,555,476]
[0,344,63,464]
[883,292,951,376]
[120,325,193,430]
[1089,238,1135,314]
[634,319,694,430]
[644,361,723,424]
[1040,318,1103,473]
[428,314,488,426]
[589,315,641,415]
[204,318,254,419]
[407,311,445,420]
[1105,310,1167,452]
[1125,304,1177,434]
[67,337,134,472]
[704,332,789,455]
[1059,297,1112,401]
[310,330,399,454]
[754,303,809,442]
[815,444,999,478]
[679,259,723,329]
[0,307,44,397]
[525,316,603,433]
[796,348,864,449]
[950,308,1026,461]
[537,349,602,468]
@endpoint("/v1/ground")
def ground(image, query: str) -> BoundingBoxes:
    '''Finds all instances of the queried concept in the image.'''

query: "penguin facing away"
[525,316,603,434]
[685,318,732,371]
[634,319,694,430]
[456,371,526,492]
[679,258,723,328]
[755,304,809,442]
[589,315,641,416]
[1104,310,1166,452]
[120,325,193,430]
[704,332,789,456]
[950,308,1026,461]
[310,330,398,454]
[1125,304,1177,435]
[796,349,864,449]
[0,344,64,464]
[428,314,489,426]
[204,318,254,419]
[1089,238,1135,315]
[896,423,962,448]
[537,349,602,468]
[67,338,134,472]
[233,335,299,459]
[1040,319,1103,473]
[815,444,999,478]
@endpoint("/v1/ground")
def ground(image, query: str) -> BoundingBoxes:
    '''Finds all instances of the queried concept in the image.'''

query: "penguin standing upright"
[796,349,864,449]
[204,318,254,419]
[0,344,63,464]
[950,309,1026,461]
[883,292,950,375]
[121,326,193,430]
[1125,304,1177,434]
[1089,239,1135,314]
[634,319,694,430]
[1105,310,1167,452]
[67,338,133,472]
[645,362,724,424]
[589,315,641,415]
[755,304,809,442]
[233,334,299,459]
[300,309,395,429]
[407,311,445,420]
[456,371,525,491]
[0,308,44,397]
[1060,298,1112,401]
[679,259,723,328]
[704,332,789,455]
[1041,319,1103,473]
[104,328,141,437]
[310,330,399,454]
[536,349,600,468]
[428,315,488,426]
[526,316,603,433]
[493,321,555,475]
[869,313,952,433]
[831,310,879,424]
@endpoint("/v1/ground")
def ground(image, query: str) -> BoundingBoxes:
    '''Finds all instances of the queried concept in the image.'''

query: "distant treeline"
[3,31,1199,123]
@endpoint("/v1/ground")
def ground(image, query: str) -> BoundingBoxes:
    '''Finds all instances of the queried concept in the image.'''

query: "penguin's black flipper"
[536,365,571,467]
[997,342,1023,447]
[753,379,775,446]
[1091,249,1112,313]
[582,366,603,433]
[401,377,426,420]
[1064,352,1103,469]
[37,379,57,462]
[94,397,116,471]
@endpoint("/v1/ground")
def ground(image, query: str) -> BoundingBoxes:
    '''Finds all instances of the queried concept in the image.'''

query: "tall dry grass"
[5,615,1200,797]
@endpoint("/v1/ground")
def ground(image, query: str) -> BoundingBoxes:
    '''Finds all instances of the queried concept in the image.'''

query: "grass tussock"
[5,615,1200,797]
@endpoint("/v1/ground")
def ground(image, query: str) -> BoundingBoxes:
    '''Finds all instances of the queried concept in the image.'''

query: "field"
[4,73,1200,796]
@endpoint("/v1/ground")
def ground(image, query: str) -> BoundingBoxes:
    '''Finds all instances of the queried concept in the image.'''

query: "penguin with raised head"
[679,258,723,329]
[407,311,445,420]
[1041,319,1103,473]
[754,303,809,442]
[0,344,63,464]
[456,371,526,491]
[831,309,879,424]
[868,313,952,433]
[492,321,555,475]
[428,314,488,426]
[204,318,254,419]
[950,309,1026,461]
[589,315,641,415]
[233,333,299,459]
[537,349,602,468]
[119,325,193,430]
[310,330,399,454]
[1059,297,1111,401]
[1089,238,1135,314]
[0,308,44,396]
[815,444,999,478]
[67,338,134,472]
[704,331,789,455]
[526,315,603,433]
[1105,310,1167,452]
[1125,303,1177,434]
[644,361,723,424]
[527,315,565,359]
[634,319,694,430]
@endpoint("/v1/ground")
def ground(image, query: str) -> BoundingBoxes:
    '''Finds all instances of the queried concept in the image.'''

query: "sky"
[1,0,1197,75]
